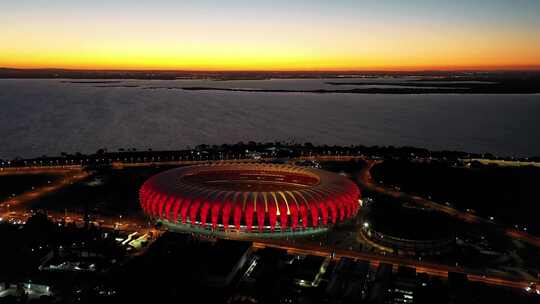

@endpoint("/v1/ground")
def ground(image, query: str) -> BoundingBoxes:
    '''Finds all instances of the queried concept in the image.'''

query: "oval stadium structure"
[139,163,361,237]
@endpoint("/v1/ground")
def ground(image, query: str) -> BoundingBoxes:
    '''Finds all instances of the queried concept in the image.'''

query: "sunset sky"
[1,0,539,71]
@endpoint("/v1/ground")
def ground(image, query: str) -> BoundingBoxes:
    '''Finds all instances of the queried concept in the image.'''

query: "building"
[367,263,393,303]
[388,266,416,304]
[326,258,370,302]
[291,255,330,288]
[199,240,253,287]
[139,163,360,237]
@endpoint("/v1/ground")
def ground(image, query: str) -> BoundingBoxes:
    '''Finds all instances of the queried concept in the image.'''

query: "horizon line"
[2,66,540,73]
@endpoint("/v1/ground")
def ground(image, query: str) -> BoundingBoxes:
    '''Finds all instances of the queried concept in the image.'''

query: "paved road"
[0,166,82,174]
[251,241,535,290]
[355,159,540,248]
[0,169,90,211]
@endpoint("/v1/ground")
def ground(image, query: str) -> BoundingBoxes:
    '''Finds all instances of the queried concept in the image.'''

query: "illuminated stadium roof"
[139,163,360,237]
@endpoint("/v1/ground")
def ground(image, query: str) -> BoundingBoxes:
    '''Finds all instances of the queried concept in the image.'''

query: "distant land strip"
[177,86,540,94]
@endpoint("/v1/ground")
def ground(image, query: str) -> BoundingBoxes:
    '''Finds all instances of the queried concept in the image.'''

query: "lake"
[0,78,539,159]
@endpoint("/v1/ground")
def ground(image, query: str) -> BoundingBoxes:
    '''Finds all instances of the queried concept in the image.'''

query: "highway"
[251,241,535,290]
[0,168,90,211]
[0,166,82,174]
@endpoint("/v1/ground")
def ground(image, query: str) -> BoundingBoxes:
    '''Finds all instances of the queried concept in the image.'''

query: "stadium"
[139,163,361,237]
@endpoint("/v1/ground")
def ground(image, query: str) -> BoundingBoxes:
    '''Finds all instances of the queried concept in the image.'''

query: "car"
[525,282,540,295]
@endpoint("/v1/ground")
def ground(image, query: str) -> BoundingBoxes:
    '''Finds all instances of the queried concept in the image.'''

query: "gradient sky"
[1,0,539,70]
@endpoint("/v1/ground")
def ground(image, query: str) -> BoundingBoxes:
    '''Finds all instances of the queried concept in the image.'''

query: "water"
[0,78,539,159]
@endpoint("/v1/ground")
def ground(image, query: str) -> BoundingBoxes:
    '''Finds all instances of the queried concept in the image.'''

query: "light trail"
[251,241,537,290]
[0,169,90,212]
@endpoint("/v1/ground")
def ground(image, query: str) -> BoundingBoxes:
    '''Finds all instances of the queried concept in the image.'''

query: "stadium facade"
[139,163,360,237]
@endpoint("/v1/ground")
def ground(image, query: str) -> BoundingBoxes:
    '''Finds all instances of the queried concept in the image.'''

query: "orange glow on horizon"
[2,47,538,71]
[16,66,540,71]
[3,56,540,72]
[3,62,540,72]
[1,2,539,72]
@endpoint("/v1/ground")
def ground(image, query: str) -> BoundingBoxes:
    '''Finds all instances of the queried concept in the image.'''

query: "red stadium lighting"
[139,164,360,237]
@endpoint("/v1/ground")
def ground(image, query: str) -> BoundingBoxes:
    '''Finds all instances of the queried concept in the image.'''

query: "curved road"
[355,159,540,248]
